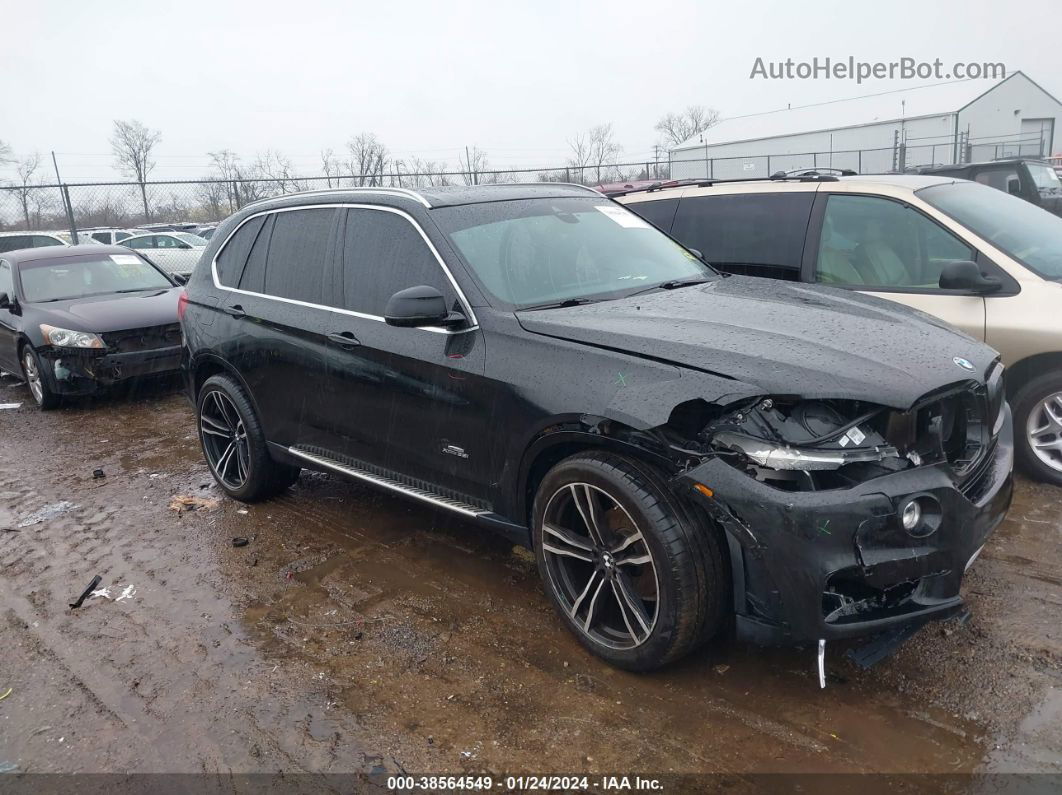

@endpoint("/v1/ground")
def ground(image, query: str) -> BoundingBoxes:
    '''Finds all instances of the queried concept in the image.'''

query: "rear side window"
[0,236,30,253]
[262,208,337,304]
[670,193,814,279]
[216,216,266,286]
[340,208,455,315]
[625,198,679,232]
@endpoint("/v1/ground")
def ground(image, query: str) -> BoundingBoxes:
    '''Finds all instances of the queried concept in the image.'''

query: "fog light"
[900,499,923,532]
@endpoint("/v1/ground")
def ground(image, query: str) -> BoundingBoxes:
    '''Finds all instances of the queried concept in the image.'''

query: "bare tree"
[654,105,720,147]
[110,119,161,221]
[459,146,489,186]
[253,149,305,194]
[346,133,387,186]
[567,124,622,185]
[407,157,451,187]
[206,149,273,210]
[13,153,42,228]
[320,148,342,188]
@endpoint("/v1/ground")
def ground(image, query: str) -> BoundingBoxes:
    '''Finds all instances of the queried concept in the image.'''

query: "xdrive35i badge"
[953,357,976,372]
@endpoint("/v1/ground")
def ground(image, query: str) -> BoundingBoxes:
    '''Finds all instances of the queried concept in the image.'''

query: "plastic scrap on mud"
[17,501,76,528]
[169,494,219,513]
[88,583,137,603]
[69,574,102,609]
[0,403,21,410]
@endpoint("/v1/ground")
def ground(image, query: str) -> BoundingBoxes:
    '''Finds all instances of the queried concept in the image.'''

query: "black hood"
[27,288,181,333]
[516,276,997,409]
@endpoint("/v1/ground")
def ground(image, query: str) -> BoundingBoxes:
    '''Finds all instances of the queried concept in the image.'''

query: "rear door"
[215,207,342,450]
[805,193,986,340]
[317,206,491,504]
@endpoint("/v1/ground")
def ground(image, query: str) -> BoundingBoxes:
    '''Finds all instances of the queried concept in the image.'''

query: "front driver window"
[815,195,974,289]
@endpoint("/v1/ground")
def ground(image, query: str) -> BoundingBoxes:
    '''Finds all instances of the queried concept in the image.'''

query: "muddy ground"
[0,376,1059,787]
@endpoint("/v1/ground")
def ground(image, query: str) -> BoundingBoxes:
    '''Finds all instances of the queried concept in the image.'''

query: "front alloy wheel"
[21,346,59,410]
[541,483,660,649]
[533,452,728,670]
[1013,372,1062,486]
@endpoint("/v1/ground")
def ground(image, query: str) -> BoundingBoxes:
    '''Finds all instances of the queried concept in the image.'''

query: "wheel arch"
[1004,351,1062,400]
[190,353,265,423]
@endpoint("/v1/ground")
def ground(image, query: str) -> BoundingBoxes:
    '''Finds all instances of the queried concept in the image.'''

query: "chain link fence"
[0,133,1050,238]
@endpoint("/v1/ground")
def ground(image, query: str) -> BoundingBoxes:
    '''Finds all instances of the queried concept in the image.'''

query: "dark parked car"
[180,185,1013,671]
[913,158,1062,216]
[0,245,184,409]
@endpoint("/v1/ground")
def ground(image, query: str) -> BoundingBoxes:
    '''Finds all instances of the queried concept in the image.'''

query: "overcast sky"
[0,0,1056,182]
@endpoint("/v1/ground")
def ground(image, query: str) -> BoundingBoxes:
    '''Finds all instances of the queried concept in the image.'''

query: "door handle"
[327,331,360,349]
[223,304,246,318]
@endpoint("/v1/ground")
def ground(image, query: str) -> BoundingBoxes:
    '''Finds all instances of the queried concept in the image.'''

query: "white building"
[670,71,1062,179]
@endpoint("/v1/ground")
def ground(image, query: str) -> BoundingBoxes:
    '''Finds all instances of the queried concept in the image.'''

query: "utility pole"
[51,151,77,241]
[653,145,660,179]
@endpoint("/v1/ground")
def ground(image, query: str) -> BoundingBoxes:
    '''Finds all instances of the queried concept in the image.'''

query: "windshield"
[19,253,173,302]
[434,197,712,308]
[174,232,208,246]
[917,181,1062,279]
[1027,163,1062,195]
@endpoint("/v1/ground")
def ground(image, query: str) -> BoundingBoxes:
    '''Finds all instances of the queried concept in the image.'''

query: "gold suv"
[619,173,1062,484]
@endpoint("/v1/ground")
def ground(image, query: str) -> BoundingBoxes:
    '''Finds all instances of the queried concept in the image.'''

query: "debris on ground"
[233,537,249,547]
[0,762,19,774]
[92,468,105,479]
[168,495,219,513]
[17,501,76,528]
[69,574,102,609]
[0,687,12,701]
[714,664,730,675]
[0,403,21,410]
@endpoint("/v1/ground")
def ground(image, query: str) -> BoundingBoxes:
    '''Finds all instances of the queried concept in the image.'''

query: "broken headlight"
[40,324,104,349]
[705,399,905,487]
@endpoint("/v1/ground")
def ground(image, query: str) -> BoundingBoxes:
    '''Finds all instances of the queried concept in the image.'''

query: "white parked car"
[76,228,145,246]
[121,231,207,276]
[0,231,68,253]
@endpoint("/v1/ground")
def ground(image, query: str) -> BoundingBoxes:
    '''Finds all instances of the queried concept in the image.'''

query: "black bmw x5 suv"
[180,184,1013,671]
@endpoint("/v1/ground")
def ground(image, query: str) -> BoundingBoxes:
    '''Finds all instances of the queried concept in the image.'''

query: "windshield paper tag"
[846,427,866,446]
[595,205,650,229]
[110,254,141,265]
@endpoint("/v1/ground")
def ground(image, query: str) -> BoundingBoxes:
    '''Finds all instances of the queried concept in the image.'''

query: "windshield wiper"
[520,297,604,311]
[626,278,711,298]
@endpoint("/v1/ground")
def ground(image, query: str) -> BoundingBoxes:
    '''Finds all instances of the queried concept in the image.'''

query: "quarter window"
[216,216,266,286]
[340,208,454,315]
[670,193,814,279]
[815,195,974,288]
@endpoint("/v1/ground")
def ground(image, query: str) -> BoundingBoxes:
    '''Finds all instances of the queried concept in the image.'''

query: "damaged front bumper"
[38,345,183,395]
[675,406,1014,646]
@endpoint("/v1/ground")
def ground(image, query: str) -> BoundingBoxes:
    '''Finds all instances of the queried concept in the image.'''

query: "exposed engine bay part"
[697,386,1001,491]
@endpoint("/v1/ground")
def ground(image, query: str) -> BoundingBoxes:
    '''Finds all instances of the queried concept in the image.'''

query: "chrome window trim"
[243,187,431,210]
[210,203,479,333]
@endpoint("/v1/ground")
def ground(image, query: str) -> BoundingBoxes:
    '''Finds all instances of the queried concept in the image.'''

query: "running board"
[287,446,488,519]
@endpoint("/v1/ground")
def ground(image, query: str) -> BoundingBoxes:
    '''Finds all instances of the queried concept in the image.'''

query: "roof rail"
[608,171,857,197]
[243,186,432,210]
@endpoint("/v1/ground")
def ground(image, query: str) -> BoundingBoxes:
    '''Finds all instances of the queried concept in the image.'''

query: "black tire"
[20,344,60,410]
[1012,371,1062,486]
[532,451,728,671]
[196,374,300,502]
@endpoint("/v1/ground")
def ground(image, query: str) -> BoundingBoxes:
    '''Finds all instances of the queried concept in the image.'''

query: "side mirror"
[171,273,188,286]
[939,260,1002,294]
[384,285,462,328]
[687,248,704,261]
[176,242,192,250]
[0,292,9,310]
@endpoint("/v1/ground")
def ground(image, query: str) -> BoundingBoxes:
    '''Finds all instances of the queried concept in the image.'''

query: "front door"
[317,207,493,504]
[0,260,19,373]
[807,193,987,341]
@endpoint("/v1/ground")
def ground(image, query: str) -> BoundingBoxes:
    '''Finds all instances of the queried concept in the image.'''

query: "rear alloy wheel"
[197,374,300,502]
[21,346,59,410]
[533,452,727,670]
[1014,372,1062,486]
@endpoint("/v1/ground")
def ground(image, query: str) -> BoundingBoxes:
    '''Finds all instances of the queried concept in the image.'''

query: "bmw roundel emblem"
[953,357,975,372]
